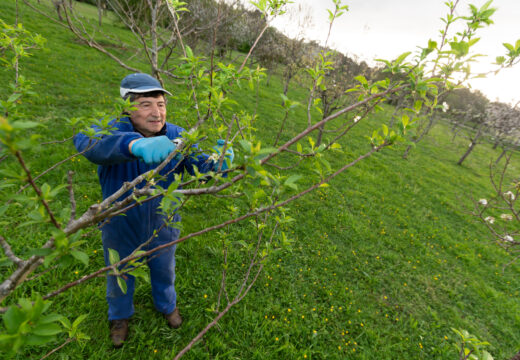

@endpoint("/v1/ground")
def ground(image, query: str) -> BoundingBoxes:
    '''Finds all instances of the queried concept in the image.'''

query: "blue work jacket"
[74,116,212,247]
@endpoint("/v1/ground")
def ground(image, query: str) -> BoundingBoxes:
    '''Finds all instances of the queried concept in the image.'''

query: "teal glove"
[213,139,234,171]
[131,136,176,165]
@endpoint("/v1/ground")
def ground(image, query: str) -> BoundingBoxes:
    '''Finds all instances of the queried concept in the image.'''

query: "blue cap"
[120,73,172,99]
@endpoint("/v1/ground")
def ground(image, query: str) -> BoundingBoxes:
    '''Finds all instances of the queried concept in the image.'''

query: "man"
[74,73,232,347]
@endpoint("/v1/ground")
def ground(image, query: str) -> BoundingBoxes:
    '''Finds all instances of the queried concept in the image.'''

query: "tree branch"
[0,236,23,267]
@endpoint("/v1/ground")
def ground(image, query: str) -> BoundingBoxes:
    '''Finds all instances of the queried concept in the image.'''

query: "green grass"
[1,1,520,359]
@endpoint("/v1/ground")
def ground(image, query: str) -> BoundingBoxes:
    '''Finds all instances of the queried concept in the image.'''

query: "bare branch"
[165,2,202,123]
[237,22,269,74]
[41,135,74,146]
[42,143,387,302]
[39,337,74,360]
[216,246,229,311]
[67,171,76,226]
[14,151,61,229]
[0,236,23,267]
[60,3,142,74]
[10,124,102,210]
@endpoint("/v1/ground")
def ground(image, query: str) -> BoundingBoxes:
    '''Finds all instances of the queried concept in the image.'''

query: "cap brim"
[120,86,172,98]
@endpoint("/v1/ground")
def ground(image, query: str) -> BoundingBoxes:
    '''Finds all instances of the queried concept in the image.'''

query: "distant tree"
[251,25,285,76]
[485,102,520,163]
[22,0,242,83]
[470,154,520,268]
[315,52,373,147]
[275,4,313,94]
[446,88,489,141]
[96,0,107,26]
[440,88,489,165]
[51,0,73,21]
[455,110,488,165]
[398,1,498,159]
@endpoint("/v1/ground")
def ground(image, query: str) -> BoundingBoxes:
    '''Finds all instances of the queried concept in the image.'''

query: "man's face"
[130,95,167,137]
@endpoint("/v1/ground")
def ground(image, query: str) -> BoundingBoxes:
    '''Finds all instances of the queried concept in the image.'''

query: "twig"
[14,151,61,229]
[215,246,228,312]
[41,135,74,146]
[165,2,202,124]
[175,262,264,359]
[174,218,273,360]
[39,337,74,360]
[67,171,76,227]
[203,1,221,122]
[26,265,58,282]
[14,139,100,199]
[265,158,304,171]
[237,23,269,74]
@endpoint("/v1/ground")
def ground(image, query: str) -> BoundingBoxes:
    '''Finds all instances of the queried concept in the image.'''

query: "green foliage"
[452,328,494,360]
[250,0,291,18]
[0,294,64,357]
[59,314,90,342]
[0,19,46,69]
[327,0,349,22]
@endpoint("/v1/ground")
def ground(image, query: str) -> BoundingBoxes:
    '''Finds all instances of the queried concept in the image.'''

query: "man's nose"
[150,104,161,116]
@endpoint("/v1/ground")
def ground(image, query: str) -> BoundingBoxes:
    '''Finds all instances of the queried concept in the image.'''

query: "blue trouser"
[102,214,179,321]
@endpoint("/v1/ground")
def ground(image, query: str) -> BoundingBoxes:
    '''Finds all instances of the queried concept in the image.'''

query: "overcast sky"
[268,0,520,105]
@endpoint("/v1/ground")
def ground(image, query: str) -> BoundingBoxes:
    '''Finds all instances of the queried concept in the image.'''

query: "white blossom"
[504,191,516,201]
[500,214,513,221]
[442,101,449,112]
[503,235,514,243]
[478,199,488,206]
[484,216,495,224]
[353,116,361,123]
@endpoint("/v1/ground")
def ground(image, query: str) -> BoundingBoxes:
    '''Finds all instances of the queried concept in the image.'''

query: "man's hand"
[130,136,176,165]
[213,139,234,171]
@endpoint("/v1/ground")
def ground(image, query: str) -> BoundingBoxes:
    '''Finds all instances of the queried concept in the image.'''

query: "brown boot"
[164,308,182,329]
[109,319,129,348]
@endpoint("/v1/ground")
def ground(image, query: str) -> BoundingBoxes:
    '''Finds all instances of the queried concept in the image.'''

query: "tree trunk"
[266,64,276,87]
[457,141,477,165]
[97,0,103,27]
[282,67,294,98]
[495,148,508,165]
[402,115,436,159]
[52,0,64,21]
[315,104,331,147]
[388,94,405,128]
[150,1,159,79]
[316,124,325,148]
[283,78,290,96]
[457,124,483,166]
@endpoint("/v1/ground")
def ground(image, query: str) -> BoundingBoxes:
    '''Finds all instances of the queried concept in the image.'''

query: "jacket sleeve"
[74,124,143,166]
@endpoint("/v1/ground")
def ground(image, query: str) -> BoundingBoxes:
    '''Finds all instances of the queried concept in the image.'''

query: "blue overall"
[74,117,212,320]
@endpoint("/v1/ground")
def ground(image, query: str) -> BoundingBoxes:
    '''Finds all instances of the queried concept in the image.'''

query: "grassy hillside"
[1,1,520,359]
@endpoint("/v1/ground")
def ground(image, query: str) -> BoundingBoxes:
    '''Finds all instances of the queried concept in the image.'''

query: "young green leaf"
[116,276,127,294]
[108,248,120,265]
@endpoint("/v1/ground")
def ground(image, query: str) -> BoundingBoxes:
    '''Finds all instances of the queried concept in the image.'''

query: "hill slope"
[1,1,519,359]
